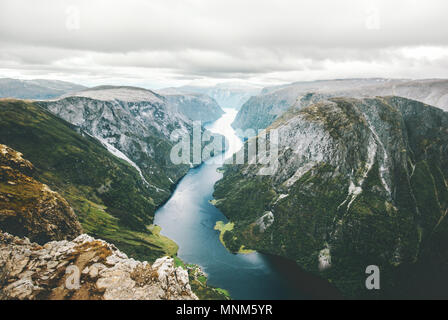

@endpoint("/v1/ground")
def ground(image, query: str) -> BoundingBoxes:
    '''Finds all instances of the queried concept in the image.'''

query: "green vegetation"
[213,221,255,254]
[214,97,448,298]
[189,280,231,300]
[214,221,234,245]
[173,255,186,269]
[185,263,231,300]
[0,99,176,262]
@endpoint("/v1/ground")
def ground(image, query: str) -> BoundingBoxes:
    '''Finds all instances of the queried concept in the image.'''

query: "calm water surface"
[154,108,307,300]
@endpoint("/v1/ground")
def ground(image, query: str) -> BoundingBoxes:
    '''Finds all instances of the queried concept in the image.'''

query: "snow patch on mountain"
[98,137,149,185]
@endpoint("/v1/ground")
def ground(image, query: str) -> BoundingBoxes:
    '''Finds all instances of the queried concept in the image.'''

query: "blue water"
[154,109,306,300]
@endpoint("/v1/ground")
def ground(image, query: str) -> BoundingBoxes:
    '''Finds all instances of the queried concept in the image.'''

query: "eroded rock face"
[0,78,86,100]
[0,232,198,300]
[38,86,193,195]
[38,86,225,194]
[0,144,82,244]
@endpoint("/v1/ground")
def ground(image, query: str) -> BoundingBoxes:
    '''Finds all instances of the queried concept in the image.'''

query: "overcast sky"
[1,0,448,89]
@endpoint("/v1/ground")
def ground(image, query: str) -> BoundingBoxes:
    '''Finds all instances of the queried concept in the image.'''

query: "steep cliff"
[214,96,448,298]
[39,86,192,193]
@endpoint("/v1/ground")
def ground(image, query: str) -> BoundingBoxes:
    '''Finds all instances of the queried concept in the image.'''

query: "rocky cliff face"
[0,144,82,244]
[233,79,448,135]
[39,86,224,194]
[214,96,448,298]
[0,232,197,300]
[39,86,192,194]
[0,100,179,263]
[158,88,224,123]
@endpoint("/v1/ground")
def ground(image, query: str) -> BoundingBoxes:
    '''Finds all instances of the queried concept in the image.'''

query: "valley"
[0,78,447,300]
[154,109,325,299]
[1,0,448,303]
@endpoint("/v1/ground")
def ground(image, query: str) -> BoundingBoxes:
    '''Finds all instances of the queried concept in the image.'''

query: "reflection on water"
[154,108,308,300]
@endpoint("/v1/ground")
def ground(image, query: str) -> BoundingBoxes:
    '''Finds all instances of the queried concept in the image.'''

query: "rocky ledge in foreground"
[0,232,198,300]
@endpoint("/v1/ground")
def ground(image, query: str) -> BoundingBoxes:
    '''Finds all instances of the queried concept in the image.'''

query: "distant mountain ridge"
[233,78,448,134]
[0,78,86,100]
[61,85,165,103]
[157,87,224,123]
[171,83,262,110]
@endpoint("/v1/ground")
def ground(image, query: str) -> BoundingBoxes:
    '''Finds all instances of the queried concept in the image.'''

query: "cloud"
[0,0,447,87]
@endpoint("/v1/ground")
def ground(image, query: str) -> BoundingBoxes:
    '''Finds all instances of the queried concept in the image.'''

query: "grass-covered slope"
[0,99,177,262]
[214,96,448,298]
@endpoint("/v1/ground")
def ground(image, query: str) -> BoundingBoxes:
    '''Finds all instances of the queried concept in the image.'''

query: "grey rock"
[0,232,198,300]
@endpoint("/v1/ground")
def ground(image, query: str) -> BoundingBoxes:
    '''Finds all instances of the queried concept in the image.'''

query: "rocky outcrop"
[233,78,448,134]
[0,232,198,300]
[0,144,82,244]
[214,96,448,298]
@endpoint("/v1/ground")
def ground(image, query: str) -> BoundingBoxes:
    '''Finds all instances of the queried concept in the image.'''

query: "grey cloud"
[0,0,447,86]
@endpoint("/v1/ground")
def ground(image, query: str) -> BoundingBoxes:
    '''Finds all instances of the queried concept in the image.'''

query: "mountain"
[232,79,448,135]
[213,96,448,298]
[0,99,179,262]
[34,85,227,255]
[38,86,198,196]
[0,78,86,100]
[157,88,224,123]
[175,82,262,110]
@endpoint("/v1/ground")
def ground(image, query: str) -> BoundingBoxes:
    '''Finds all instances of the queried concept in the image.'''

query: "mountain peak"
[64,85,165,103]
